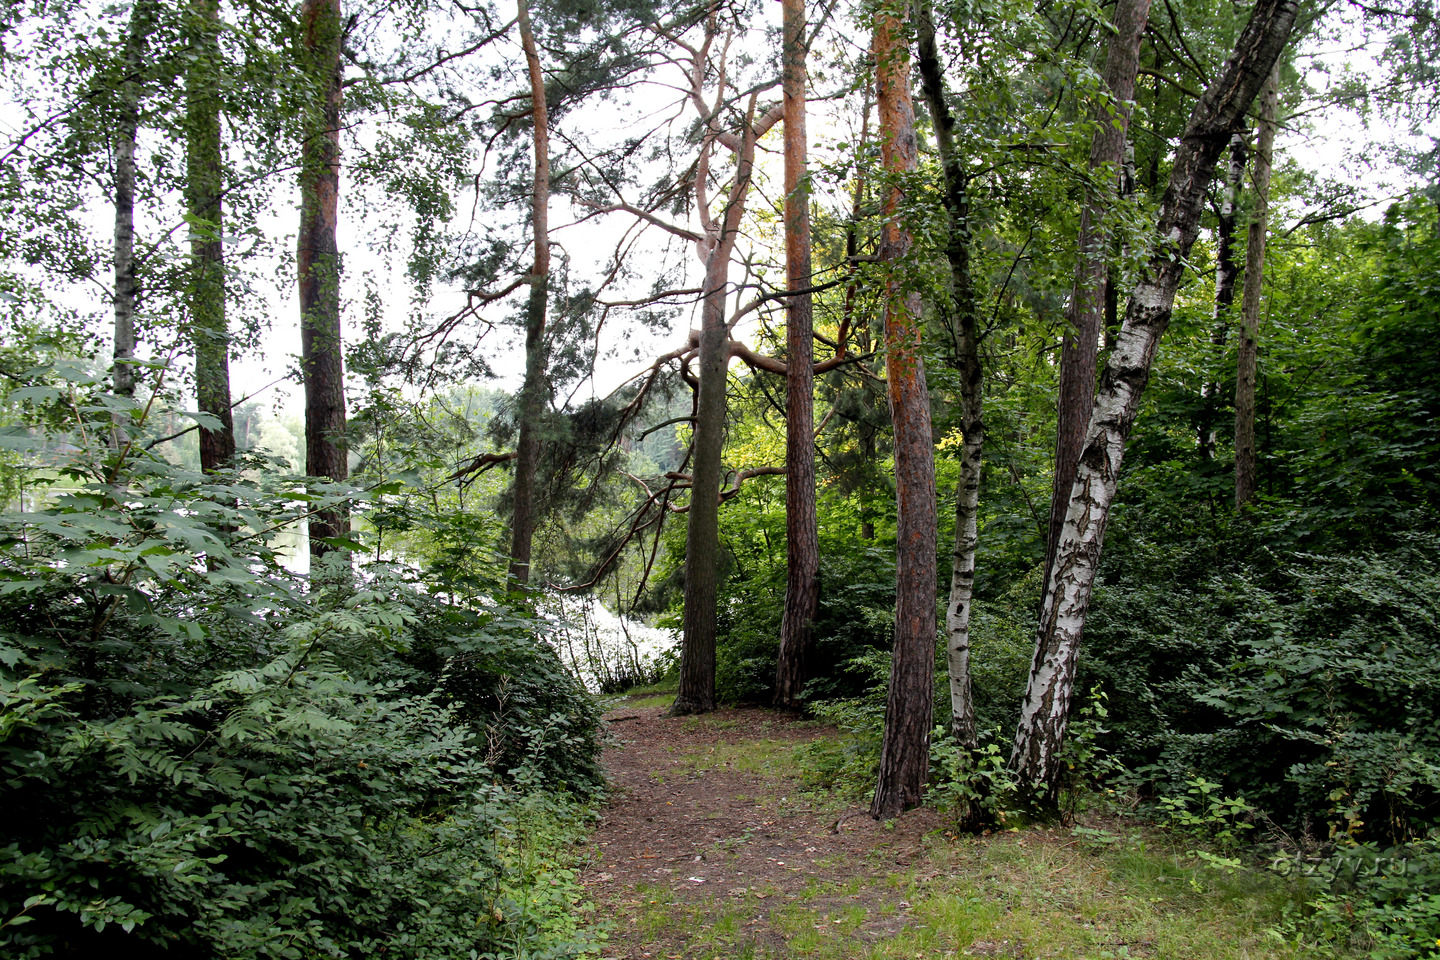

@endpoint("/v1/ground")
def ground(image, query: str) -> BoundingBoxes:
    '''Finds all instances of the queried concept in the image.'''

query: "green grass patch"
[628,694,676,708]
[620,680,679,698]
[601,823,1321,960]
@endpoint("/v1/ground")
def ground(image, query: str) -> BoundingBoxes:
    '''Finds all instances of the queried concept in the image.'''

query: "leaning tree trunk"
[870,0,938,821]
[112,0,152,408]
[672,97,764,717]
[1235,64,1278,509]
[916,0,982,749]
[773,0,820,711]
[1010,0,1298,801]
[509,0,552,589]
[298,0,349,558]
[187,0,234,473]
[1042,0,1152,592]
[1201,133,1248,460]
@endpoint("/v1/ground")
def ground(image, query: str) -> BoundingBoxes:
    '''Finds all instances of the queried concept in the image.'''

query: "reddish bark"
[774,0,820,711]
[870,3,938,821]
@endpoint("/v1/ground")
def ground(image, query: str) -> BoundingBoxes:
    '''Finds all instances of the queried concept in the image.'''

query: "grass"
[611,678,679,710]
[610,829,1317,959]
[591,729,1326,960]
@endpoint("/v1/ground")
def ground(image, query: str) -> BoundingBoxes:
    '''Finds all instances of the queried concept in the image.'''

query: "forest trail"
[580,703,948,958]
[578,701,1301,960]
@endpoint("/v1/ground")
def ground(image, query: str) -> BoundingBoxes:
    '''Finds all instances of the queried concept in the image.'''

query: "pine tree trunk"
[1235,65,1278,509]
[1042,0,1151,591]
[1010,0,1298,801]
[1201,134,1247,460]
[188,0,234,473]
[298,0,349,557]
[112,1,150,408]
[916,0,982,749]
[774,0,820,711]
[870,2,938,821]
[509,0,551,589]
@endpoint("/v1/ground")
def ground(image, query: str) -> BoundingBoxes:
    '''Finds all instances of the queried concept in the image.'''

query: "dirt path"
[579,704,949,958]
[576,701,1300,960]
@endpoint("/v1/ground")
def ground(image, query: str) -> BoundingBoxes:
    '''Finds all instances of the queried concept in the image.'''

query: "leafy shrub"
[795,651,891,797]
[0,363,602,958]
[1273,838,1440,959]
[929,730,1017,829]
[1082,532,1440,842]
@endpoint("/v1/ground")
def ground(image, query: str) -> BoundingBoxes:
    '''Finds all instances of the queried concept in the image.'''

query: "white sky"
[5,0,1434,424]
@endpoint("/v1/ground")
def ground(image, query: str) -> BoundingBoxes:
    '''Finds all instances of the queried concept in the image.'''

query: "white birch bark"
[1010,0,1299,797]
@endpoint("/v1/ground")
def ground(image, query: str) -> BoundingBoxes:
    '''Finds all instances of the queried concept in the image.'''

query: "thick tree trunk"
[870,3,938,821]
[1010,0,1298,800]
[1235,65,1278,509]
[916,0,982,749]
[187,0,234,473]
[672,97,764,717]
[298,0,349,556]
[112,1,151,408]
[1042,0,1151,592]
[774,0,820,711]
[1201,134,1247,460]
[509,0,552,589]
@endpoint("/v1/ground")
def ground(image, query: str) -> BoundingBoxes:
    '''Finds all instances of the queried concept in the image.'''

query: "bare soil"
[580,703,948,958]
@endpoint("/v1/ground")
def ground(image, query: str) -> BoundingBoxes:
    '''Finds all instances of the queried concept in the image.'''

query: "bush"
[1083,532,1440,843]
[0,364,602,958]
[1273,838,1440,959]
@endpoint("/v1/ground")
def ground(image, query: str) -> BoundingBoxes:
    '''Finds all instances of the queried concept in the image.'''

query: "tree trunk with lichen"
[188,0,234,473]
[509,0,552,589]
[1235,65,1278,509]
[112,0,153,411]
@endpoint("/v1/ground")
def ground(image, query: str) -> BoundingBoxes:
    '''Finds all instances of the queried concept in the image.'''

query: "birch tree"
[915,0,982,748]
[1010,0,1300,800]
[1041,0,1151,592]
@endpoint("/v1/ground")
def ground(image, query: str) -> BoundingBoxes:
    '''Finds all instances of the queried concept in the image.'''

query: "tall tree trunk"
[916,0,982,749]
[870,1,938,821]
[1009,0,1298,801]
[1201,134,1247,460]
[774,0,819,711]
[671,96,765,717]
[1042,0,1152,593]
[188,0,234,472]
[112,1,151,408]
[298,0,348,557]
[509,0,551,588]
[846,94,879,544]
[1235,65,1278,509]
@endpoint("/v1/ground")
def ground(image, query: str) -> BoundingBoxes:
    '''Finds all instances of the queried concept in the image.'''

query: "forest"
[0,0,1437,955]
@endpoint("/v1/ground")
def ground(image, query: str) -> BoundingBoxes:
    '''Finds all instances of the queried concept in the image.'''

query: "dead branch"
[450,450,518,481]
